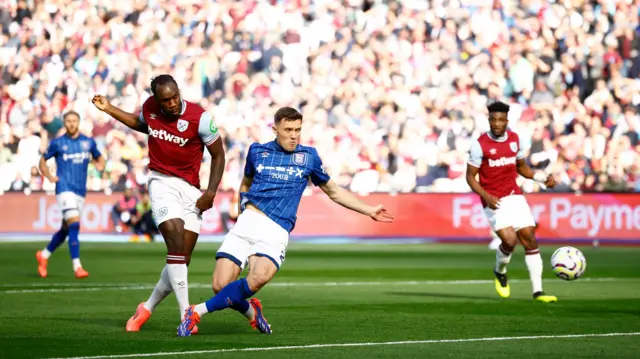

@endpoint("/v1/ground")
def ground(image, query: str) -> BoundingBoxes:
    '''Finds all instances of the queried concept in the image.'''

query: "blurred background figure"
[132,189,157,242]
[111,187,138,234]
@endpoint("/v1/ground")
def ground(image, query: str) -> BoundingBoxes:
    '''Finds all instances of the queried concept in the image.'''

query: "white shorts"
[483,194,536,232]
[216,209,289,271]
[56,191,85,220]
[148,171,203,234]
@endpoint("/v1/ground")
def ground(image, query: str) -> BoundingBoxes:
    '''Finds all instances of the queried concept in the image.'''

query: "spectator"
[0,0,638,195]
[132,189,157,242]
[111,187,138,233]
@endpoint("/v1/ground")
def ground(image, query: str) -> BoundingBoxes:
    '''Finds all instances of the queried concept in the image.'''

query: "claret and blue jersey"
[241,141,330,233]
[44,134,102,197]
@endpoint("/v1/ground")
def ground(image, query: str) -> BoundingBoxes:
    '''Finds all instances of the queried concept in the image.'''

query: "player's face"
[273,119,302,152]
[63,114,80,137]
[154,84,182,118]
[488,112,508,137]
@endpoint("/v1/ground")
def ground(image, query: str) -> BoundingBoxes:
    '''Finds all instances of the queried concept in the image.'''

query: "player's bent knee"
[517,227,539,250]
[246,257,278,292]
[64,212,80,223]
[158,219,185,252]
[212,258,242,293]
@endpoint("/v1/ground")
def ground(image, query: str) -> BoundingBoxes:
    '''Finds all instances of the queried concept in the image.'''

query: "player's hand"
[196,191,215,213]
[91,95,111,112]
[47,175,59,183]
[483,195,501,210]
[368,205,395,223]
[544,175,556,188]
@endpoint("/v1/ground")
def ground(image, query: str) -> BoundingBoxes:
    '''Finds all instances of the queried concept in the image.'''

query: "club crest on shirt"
[81,141,90,151]
[293,152,306,165]
[509,142,518,153]
[177,119,189,132]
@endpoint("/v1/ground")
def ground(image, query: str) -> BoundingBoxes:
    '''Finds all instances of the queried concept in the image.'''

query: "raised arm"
[91,95,148,134]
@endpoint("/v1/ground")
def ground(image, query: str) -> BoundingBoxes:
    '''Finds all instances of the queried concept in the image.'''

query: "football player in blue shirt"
[36,111,105,279]
[178,107,395,336]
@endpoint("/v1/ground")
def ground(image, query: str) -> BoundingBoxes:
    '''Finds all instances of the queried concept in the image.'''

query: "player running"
[177,107,395,337]
[91,74,226,333]
[36,110,105,279]
[466,101,557,303]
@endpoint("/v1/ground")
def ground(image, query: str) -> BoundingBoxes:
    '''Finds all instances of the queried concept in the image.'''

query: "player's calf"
[517,227,552,299]
[159,220,190,317]
[211,258,256,323]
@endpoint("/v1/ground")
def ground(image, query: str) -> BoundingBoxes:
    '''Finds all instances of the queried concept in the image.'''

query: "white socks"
[243,305,255,320]
[144,265,172,313]
[41,249,52,259]
[72,258,82,271]
[525,249,543,293]
[167,263,189,318]
[495,244,512,274]
[194,303,209,317]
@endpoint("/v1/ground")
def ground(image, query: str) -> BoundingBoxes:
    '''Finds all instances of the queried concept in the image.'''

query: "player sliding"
[36,111,105,279]
[92,74,227,333]
[177,107,395,336]
[466,101,557,303]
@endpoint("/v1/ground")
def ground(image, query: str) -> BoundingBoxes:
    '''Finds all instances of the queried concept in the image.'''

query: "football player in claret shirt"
[177,107,395,337]
[466,101,558,303]
[92,74,226,333]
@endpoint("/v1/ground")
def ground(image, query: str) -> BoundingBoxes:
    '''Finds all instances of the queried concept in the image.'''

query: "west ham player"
[177,107,395,336]
[466,101,557,303]
[91,74,226,332]
[36,111,105,279]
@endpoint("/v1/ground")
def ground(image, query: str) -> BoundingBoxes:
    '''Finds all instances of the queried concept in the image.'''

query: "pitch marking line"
[45,332,640,359]
[0,277,627,294]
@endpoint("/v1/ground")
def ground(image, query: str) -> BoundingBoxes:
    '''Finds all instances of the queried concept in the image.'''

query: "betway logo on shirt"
[488,156,517,167]
[148,126,188,147]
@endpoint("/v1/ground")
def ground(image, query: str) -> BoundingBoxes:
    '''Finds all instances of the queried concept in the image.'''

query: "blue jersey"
[241,141,330,232]
[44,134,102,197]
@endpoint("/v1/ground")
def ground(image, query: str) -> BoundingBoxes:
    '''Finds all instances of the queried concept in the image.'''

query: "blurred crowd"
[1,0,640,195]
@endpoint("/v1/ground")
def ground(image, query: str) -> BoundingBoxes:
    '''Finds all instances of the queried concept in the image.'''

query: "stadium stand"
[1,0,639,196]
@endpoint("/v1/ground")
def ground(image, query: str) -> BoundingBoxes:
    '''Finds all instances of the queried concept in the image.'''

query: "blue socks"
[205,278,254,313]
[230,299,251,314]
[46,228,68,253]
[68,222,80,259]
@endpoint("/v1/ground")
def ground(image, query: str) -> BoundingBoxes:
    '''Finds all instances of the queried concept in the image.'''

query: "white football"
[550,246,587,281]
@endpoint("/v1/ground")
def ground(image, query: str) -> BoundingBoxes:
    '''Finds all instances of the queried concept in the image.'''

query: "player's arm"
[90,139,106,172]
[516,159,555,188]
[39,140,58,183]
[514,136,555,188]
[235,175,253,217]
[465,139,497,208]
[91,95,148,134]
[312,149,393,222]
[196,112,226,212]
[319,180,375,215]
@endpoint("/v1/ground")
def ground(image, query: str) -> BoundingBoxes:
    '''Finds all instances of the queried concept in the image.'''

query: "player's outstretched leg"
[517,227,557,303]
[126,227,201,333]
[178,256,276,337]
[211,258,259,327]
[493,228,518,299]
[67,221,88,278]
[36,225,69,278]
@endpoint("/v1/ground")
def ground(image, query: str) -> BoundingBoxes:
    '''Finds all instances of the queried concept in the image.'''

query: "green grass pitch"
[1,242,639,359]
